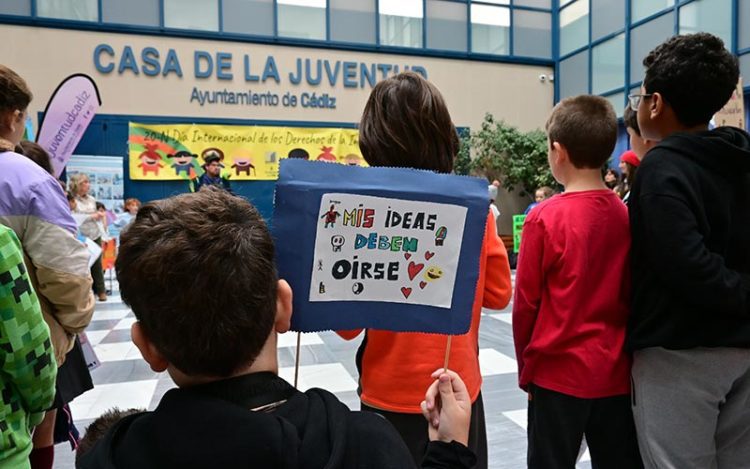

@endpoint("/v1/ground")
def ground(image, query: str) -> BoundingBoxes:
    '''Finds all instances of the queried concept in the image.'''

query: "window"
[629,11,674,84]
[514,0,551,8]
[679,0,732,50]
[741,0,750,50]
[379,0,423,48]
[426,0,467,52]
[740,56,750,95]
[223,0,274,36]
[592,33,625,94]
[102,0,159,26]
[560,0,588,56]
[513,10,551,59]
[278,0,326,40]
[330,0,376,44]
[0,0,30,16]
[37,0,97,21]
[559,50,589,98]
[471,3,509,55]
[164,0,218,31]
[591,0,624,42]
[603,91,625,118]
[631,0,674,23]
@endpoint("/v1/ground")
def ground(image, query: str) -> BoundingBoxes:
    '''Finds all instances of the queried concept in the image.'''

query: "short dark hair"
[359,72,458,173]
[0,65,33,113]
[643,33,739,127]
[116,187,278,377]
[288,148,309,159]
[545,95,617,169]
[95,201,106,211]
[17,141,54,175]
[623,105,640,136]
[76,408,144,463]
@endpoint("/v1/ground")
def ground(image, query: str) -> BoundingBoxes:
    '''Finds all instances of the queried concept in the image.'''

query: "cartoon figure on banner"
[317,260,323,271]
[138,143,164,176]
[288,148,309,160]
[345,154,363,166]
[265,151,277,163]
[435,226,447,246]
[318,282,326,294]
[201,148,225,168]
[424,266,443,282]
[170,151,196,177]
[321,204,341,228]
[231,149,256,176]
[352,282,364,295]
[331,235,345,252]
[317,146,337,162]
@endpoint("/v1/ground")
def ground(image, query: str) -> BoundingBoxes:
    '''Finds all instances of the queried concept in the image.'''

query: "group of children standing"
[1,30,749,469]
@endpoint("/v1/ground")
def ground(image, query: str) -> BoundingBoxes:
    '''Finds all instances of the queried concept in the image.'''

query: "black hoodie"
[76,372,475,469]
[627,127,750,351]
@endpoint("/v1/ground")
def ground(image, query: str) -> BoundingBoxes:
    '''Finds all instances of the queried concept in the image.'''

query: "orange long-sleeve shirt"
[337,212,512,413]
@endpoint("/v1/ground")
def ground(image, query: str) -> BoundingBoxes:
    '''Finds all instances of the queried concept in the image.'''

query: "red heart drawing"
[419,281,427,289]
[404,253,412,260]
[401,287,412,298]
[425,251,435,260]
[407,262,424,281]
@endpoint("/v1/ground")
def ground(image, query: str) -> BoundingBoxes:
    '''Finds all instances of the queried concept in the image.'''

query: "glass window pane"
[102,0,158,26]
[278,0,326,40]
[632,0,674,23]
[426,0,467,52]
[592,33,625,94]
[330,0,375,44]
[629,11,674,85]
[223,0,274,36]
[164,0,218,30]
[679,0,732,50]
[740,56,750,91]
[380,0,423,48]
[560,0,588,56]
[591,0,624,42]
[741,0,750,50]
[37,0,97,21]
[471,4,509,55]
[513,10,551,58]
[0,0,30,16]
[514,0,551,8]
[603,92,625,118]
[559,50,589,98]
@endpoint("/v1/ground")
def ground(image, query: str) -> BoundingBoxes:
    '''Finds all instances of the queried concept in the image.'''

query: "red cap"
[620,150,640,167]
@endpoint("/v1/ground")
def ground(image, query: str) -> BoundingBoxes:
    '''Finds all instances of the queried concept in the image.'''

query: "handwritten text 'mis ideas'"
[329,205,442,282]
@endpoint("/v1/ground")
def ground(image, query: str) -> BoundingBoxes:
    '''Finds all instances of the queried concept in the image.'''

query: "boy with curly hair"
[628,33,750,467]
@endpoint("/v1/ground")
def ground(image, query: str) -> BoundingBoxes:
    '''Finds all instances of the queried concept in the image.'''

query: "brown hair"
[359,72,458,173]
[124,198,141,209]
[76,407,145,463]
[18,140,53,174]
[116,186,278,377]
[546,95,617,169]
[536,186,555,199]
[0,65,33,113]
[623,105,640,136]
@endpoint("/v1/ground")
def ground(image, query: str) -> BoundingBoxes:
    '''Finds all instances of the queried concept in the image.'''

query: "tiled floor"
[54,276,592,468]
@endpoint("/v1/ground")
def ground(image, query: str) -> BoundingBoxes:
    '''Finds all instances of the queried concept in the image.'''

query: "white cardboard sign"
[309,193,467,308]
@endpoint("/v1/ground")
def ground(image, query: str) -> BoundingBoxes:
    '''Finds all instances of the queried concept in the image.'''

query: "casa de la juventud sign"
[93,44,428,110]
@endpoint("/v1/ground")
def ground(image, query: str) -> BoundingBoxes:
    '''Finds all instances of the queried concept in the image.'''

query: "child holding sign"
[512,96,642,467]
[338,72,512,468]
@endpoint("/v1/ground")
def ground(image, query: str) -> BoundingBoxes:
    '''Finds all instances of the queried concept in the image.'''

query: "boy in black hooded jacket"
[76,187,475,469]
[627,33,750,468]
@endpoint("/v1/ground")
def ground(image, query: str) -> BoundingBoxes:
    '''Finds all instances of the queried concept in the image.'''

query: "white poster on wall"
[309,193,466,308]
[66,155,124,212]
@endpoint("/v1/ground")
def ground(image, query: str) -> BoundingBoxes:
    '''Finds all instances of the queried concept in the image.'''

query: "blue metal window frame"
[0,0,553,65]
[554,0,749,111]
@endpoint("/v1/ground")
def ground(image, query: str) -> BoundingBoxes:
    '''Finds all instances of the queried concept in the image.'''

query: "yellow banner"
[128,122,363,180]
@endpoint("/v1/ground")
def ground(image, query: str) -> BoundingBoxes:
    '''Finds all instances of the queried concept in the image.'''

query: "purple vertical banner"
[36,74,102,177]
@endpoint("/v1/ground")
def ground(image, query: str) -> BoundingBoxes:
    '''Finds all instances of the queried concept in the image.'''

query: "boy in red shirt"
[513,95,642,468]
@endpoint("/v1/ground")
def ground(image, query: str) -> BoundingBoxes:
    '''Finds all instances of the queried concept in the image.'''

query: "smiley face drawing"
[424,266,444,282]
